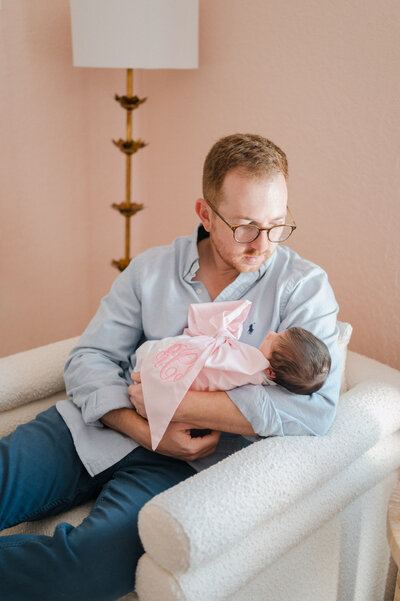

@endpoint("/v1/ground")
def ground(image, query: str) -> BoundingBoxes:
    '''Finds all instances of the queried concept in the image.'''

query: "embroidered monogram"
[154,343,200,382]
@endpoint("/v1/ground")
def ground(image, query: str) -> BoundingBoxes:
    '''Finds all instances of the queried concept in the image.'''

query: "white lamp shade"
[70,0,199,69]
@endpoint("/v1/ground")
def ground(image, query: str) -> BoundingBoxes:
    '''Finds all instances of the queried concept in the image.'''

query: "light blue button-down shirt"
[58,225,341,477]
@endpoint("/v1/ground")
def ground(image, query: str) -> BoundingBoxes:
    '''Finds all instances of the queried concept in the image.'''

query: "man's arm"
[101,407,222,461]
[64,261,143,426]
[63,245,227,465]
[222,269,341,438]
[173,390,257,435]
[225,269,342,438]
[64,254,224,461]
[129,382,257,435]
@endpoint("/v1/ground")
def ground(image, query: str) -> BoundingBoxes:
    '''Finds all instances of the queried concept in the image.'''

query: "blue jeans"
[0,407,196,601]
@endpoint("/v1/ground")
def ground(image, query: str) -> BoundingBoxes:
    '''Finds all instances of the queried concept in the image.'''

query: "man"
[0,134,340,601]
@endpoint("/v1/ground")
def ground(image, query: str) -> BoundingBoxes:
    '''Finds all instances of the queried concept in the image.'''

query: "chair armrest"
[0,337,79,412]
[136,430,400,601]
[138,353,400,575]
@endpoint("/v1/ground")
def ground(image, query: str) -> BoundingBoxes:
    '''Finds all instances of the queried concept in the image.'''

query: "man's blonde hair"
[202,133,288,206]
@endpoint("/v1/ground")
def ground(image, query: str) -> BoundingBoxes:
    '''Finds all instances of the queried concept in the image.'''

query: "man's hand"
[128,378,147,418]
[157,422,221,461]
[101,407,221,462]
[131,372,141,384]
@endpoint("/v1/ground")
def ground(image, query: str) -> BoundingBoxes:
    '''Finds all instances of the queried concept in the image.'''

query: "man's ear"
[265,366,276,380]
[195,198,211,232]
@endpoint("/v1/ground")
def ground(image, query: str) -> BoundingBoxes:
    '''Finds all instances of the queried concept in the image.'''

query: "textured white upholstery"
[0,335,399,601]
[0,336,79,412]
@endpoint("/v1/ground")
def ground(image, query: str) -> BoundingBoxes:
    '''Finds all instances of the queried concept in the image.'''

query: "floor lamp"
[70,0,199,271]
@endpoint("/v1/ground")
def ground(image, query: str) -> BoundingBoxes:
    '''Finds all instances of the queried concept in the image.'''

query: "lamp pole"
[111,69,147,271]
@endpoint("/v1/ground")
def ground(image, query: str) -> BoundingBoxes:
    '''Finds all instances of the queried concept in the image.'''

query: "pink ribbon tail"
[141,338,217,450]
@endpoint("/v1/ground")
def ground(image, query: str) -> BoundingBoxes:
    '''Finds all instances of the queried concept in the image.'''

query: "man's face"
[208,169,288,274]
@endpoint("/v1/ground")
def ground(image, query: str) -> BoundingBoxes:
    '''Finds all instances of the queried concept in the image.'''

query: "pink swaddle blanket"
[139,300,269,450]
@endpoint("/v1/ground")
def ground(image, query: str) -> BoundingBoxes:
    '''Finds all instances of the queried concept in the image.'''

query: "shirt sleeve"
[63,260,144,427]
[226,269,341,437]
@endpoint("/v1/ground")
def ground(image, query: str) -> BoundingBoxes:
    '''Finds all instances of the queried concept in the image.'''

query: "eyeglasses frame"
[206,200,297,244]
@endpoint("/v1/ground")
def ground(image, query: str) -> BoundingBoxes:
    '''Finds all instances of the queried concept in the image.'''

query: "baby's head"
[259,327,331,395]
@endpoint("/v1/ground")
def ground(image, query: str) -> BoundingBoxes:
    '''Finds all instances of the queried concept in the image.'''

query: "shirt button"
[196,288,202,294]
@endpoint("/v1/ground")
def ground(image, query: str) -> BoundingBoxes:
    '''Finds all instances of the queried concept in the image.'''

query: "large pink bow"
[140,300,268,449]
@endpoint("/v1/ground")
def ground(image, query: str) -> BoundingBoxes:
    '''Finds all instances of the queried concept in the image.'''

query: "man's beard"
[210,234,272,273]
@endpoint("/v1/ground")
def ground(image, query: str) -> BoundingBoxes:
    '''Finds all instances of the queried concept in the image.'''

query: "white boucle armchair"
[1,332,399,601]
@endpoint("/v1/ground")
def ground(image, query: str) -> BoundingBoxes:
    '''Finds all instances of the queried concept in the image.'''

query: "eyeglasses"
[206,201,296,244]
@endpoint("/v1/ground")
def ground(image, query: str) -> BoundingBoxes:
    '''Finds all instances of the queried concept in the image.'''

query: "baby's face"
[259,330,285,359]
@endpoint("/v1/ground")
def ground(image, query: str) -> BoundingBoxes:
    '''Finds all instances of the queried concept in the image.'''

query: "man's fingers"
[128,385,136,407]
[128,383,146,414]
[185,430,221,460]
[156,422,221,461]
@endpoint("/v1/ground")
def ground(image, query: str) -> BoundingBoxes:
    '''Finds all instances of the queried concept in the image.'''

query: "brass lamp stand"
[111,69,147,271]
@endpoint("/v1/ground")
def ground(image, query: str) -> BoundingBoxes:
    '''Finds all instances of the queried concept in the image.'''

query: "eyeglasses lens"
[268,225,293,242]
[234,225,293,243]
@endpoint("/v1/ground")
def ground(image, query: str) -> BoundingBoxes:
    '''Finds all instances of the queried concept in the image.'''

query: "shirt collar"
[182,224,204,281]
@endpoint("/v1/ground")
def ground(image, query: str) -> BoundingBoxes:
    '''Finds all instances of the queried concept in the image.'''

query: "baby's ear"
[265,367,276,380]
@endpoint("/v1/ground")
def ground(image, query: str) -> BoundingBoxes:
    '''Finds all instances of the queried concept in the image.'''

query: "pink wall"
[0,1,125,355]
[1,0,399,371]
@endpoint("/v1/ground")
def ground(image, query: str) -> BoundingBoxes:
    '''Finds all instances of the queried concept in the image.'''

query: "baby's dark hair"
[269,327,331,395]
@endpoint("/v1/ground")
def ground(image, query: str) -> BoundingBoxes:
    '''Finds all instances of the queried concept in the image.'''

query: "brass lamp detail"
[111,68,147,272]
